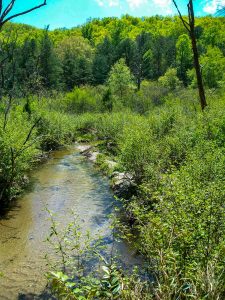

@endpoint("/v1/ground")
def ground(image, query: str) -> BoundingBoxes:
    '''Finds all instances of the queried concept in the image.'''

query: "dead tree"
[172,0,207,111]
[0,0,47,30]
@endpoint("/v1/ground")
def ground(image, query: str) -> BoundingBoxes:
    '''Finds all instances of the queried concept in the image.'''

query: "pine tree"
[93,37,114,84]
[132,32,153,90]
[39,29,61,89]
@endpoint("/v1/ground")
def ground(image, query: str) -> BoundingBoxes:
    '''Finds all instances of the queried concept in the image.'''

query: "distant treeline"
[0,15,224,97]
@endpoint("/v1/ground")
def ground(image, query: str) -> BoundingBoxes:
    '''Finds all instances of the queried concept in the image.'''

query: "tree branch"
[188,0,195,27]
[0,0,3,16]
[1,0,15,22]
[22,117,41,147]
[3,95,12,131]
[172,0,191,33]
[14,118,42,160]
[0,1,47,29]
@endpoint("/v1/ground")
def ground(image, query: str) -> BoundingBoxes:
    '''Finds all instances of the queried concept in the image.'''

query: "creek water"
[0,147,140,300]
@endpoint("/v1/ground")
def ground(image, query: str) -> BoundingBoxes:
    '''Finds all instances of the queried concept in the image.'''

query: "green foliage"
[0,97,79,205]
[107,58,134,105]
[158,68,182,90]
[176,34,193,85]
[189,47,225,89]
[92,37,114,84]
[119,119,156,183]
[49,261,150,300]
[64,86,102,114]
[0,16,225,96]
[1,14,225,300]
[66,91,225,299]
[131,32,153,89]
[0,106,40,203]
[56,36,93,90]
[201,47,225,88]
[39,29,61,89]
[46,210,150,299]
[135,143,225,299]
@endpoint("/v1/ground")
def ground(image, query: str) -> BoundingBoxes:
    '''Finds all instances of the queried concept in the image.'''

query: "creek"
[0,147,141,299]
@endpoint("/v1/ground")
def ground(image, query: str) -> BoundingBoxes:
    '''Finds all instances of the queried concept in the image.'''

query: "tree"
[158,68,182,90]
[116,38,136,69]
[39,28,61,89]
[0,0,47,30]
[81,22,94,45]
[150,35,176,80]
[172,0,207,110]
[18,38,42,96]
[93,37,114,84]
[111,19,126,47]
[57,36,93,90]
[176,34,192,85]
[107,58,134,100]
[201,47,225,88]
[132,32,152,90]
[0,30,19,100]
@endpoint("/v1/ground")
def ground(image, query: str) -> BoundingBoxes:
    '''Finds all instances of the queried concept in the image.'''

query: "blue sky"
[9,0,222,29]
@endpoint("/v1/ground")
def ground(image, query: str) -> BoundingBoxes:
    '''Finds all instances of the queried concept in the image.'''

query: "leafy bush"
[64,86,103,114]
[0,107,40,204]
[158,68,182,91]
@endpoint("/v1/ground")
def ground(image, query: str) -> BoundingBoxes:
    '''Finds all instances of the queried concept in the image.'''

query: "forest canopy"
[0,15,225,95]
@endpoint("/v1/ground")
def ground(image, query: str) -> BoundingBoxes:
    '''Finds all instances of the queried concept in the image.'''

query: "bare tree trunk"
[137,76,141,91]
[172,0,207,111]
[190,31,207,110]
[188,0,207,110]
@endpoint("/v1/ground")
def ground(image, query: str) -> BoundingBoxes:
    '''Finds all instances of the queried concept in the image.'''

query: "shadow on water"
[0,171,39,220]
[18,289,56,300]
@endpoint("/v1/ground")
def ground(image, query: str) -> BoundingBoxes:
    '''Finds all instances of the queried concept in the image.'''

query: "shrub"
[158,68,182,91]
[0,107,40,204]
[64,86,103,114]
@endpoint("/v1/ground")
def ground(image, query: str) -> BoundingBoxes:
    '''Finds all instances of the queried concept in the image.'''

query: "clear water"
[0,147,140,300]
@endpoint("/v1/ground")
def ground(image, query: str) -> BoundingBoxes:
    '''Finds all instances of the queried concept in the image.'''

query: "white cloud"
[95,0,173,12]
[96,0,104,6]
[153,0,172,13]
[109,0,120,6]
[203,0,225,14]
[96,0,148,8]
[126,0,147,9]
[95,0,120,7]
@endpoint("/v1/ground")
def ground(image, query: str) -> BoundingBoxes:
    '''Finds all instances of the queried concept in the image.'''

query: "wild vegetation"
[0,8,225,299]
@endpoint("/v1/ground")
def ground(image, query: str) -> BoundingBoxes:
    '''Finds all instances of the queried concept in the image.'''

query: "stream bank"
[76,143,136,199]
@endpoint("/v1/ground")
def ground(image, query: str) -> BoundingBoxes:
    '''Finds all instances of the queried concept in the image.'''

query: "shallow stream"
[0,147,140,299]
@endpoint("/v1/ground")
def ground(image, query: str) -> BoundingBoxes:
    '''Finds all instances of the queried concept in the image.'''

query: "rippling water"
[0,147,140,300]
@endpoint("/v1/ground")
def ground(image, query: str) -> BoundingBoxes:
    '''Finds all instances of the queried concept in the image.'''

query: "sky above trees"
[9,0,222,29]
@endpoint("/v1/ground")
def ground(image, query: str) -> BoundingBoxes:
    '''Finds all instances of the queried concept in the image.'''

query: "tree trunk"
[188,0,207,111]
[190,33,207,110]
[137,76,141,91]
[172,0,207,111]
